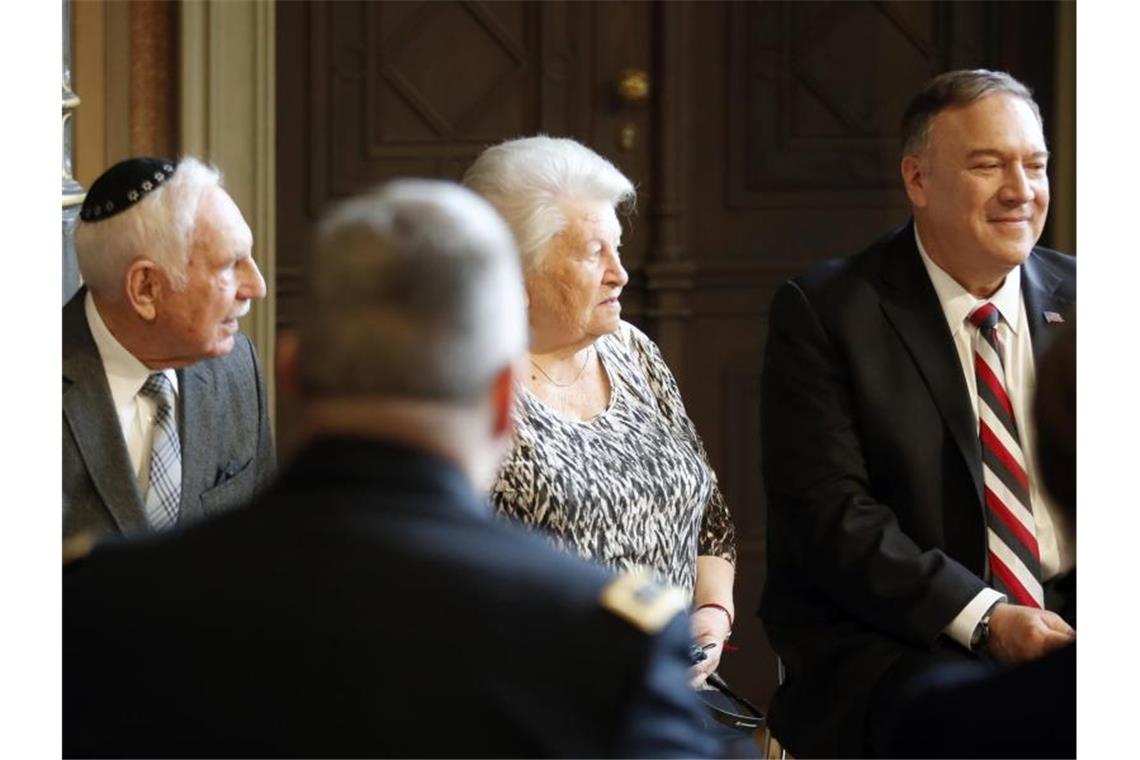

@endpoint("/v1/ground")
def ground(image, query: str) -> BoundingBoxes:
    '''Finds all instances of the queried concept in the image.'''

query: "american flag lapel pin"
[1044,311,1064,324]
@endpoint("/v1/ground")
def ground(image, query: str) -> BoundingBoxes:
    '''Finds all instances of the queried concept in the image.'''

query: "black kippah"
[80,157,178,222]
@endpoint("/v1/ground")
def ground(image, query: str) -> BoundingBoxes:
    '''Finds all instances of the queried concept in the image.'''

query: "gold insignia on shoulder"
[62,532,97,565]
[599,569,688,634]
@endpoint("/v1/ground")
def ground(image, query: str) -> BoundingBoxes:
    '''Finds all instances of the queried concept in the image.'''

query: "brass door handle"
[616,68,650,104]
[615,69,649,151]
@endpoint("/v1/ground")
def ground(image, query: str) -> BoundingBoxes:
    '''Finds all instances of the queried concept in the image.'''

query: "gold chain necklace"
[529,346,593,388]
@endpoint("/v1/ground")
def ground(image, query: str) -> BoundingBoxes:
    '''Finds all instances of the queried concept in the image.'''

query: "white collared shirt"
[84,292,179,496]
[914,228,1075,649]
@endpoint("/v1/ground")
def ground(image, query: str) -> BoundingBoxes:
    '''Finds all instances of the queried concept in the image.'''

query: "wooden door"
[277,0,656,331]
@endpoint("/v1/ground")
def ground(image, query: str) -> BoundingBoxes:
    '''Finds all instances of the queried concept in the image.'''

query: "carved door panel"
[278,0,655,331]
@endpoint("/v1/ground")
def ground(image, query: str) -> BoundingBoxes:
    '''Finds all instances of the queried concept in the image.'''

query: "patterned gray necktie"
[139,372,181,528]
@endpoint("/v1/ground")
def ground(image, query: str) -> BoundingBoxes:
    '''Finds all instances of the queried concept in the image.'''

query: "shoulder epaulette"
[599,569,688,634]
[62,532,96,566]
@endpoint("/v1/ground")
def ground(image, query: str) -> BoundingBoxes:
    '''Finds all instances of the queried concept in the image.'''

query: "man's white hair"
[74,157,221,299]
[299,179,527,402]
[461,135,635,270]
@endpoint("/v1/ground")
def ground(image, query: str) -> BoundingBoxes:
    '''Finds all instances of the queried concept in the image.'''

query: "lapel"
[177,360,213,522]
[62,290,148,531]
[877,225,984,502]
[1021,250,1072,364]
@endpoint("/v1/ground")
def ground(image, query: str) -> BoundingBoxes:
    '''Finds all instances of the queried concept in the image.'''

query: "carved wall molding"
[630,258,804,322]
[649,1,690,265]
[646,258,804,288]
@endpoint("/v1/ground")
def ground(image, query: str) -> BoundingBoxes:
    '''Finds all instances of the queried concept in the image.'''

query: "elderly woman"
[463,136,736,685]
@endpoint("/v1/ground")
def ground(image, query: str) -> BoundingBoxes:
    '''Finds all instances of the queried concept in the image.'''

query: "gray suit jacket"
[63,289,275,539]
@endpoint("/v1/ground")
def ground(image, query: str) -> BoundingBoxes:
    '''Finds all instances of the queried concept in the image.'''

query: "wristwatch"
[970,603,998,652]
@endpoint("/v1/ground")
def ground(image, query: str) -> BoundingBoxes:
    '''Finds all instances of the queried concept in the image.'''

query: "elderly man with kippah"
[63,156,275,542]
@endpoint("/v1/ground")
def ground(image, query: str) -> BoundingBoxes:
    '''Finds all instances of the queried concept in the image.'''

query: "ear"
[124,259,163,321]
[901,153,928,209]
[488,362,518,439]
[276,330,302,399]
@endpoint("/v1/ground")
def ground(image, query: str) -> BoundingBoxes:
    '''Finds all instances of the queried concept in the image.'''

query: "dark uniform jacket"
[759,223,1076,757]
[64,437,716,758]
[63,288,275,539]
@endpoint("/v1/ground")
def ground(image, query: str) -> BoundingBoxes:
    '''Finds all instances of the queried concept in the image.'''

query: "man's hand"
[985,602,1075,664]
[689,606,732,688]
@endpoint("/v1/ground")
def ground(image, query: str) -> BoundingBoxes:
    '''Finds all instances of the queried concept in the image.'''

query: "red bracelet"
[695,602,734,627]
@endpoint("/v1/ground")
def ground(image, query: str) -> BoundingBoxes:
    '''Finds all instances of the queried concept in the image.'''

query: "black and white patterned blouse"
[491,321,737,594]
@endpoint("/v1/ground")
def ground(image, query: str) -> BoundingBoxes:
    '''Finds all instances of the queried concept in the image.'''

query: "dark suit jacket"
[63,289,275,539]
[758,223,1075,757]
[63,438,716,759]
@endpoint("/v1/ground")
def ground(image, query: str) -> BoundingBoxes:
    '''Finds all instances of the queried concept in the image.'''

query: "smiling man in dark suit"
[759,70,1076,757]
[63,156,274,541]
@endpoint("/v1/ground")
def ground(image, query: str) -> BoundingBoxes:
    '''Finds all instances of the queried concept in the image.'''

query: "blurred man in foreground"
[64,180,715,758]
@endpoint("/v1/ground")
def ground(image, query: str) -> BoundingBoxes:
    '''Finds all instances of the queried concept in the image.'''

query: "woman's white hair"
[461,135,635,270]
[74,157,222,300]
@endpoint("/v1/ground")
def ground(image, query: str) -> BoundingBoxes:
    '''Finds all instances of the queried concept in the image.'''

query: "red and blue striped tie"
[969,302,1044,608]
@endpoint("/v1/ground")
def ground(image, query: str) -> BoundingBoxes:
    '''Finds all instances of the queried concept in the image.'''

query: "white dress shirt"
[913,229,1075,649]
[84,292,179,498]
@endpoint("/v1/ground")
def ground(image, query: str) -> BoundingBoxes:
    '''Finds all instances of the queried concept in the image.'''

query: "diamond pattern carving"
[306,1,566,215]
[372,2,528,142]
[790,2,935,136]
[726,0,992,205]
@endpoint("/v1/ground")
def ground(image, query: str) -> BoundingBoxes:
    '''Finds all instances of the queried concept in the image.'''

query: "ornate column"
[63,0,85,303]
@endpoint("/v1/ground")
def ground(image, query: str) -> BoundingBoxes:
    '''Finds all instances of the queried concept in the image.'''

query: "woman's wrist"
[693,602,734,638]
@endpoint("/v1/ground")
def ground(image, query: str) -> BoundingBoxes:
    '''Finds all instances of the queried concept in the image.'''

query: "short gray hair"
[461,135,635,270]
[901,69,1042,156]
[299,179,527,402]
[75,156,222,299]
